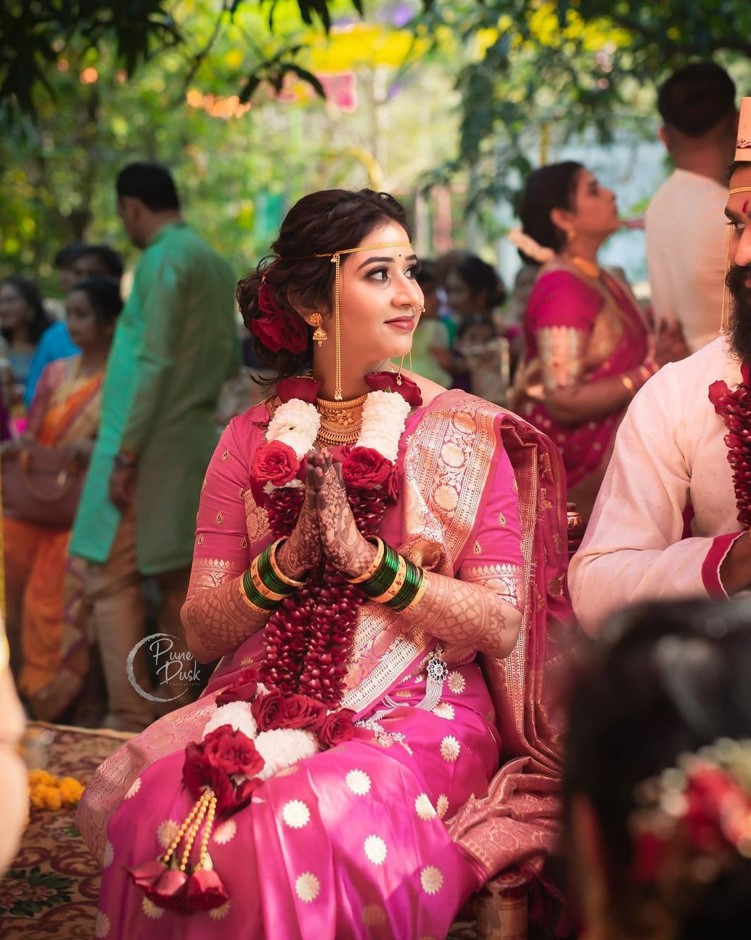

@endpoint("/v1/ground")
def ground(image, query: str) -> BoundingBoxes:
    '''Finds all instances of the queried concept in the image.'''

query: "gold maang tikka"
[315,242,414,400]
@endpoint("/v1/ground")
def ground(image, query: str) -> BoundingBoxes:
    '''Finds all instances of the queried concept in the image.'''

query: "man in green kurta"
[69,162,239,731]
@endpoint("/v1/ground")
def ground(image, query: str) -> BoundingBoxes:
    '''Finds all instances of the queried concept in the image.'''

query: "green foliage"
[0,2,458,286]
[411,0,751,211]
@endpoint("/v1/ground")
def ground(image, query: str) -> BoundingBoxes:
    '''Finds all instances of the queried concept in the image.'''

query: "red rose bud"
[215,668,259,706]
[185,869,230,912]
[277,375,323,404]
[129,859,168,892]
[364,370,423,406]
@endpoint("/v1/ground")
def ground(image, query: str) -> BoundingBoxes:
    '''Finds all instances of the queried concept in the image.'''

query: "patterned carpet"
[0,723,130,940]
[0,722,489,940]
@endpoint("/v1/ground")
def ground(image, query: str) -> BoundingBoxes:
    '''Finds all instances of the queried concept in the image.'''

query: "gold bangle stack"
[237,578,271,614]
[370,554,408,604]
[403,570,430,613]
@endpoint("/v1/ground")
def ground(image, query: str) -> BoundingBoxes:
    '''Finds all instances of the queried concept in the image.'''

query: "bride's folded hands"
[311,449,522,659]
[275,454,322,580]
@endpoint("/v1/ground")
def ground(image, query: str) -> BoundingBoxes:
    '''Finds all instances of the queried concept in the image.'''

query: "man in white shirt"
[569,97,751,634]
[645,62,737,353]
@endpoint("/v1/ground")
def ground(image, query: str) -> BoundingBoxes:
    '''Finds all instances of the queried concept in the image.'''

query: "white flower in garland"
[203,701,258,740]
[267,399,320,459]
[255,729,320,779]
[356,390,411,462]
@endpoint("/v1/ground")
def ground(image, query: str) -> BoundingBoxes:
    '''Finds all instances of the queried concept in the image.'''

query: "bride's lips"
[385,316,416,332]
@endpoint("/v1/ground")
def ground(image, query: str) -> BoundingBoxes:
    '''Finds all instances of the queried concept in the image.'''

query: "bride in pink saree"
[78,189,573,939]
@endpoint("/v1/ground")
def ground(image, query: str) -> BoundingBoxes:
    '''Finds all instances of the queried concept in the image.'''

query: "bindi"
[744,199,750,215]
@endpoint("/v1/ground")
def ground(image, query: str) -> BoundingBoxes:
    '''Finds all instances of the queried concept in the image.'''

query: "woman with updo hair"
[79,188,574,938]
[511,161,658,520]
[564,597,751,940]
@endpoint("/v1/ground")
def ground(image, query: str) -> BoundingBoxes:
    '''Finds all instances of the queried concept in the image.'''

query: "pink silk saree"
[77,389,572,939]
[513,262,650,518]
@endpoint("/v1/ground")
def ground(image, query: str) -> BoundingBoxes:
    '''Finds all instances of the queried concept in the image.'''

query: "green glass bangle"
[241,568,279,611]
[257,545,294,597]
[361,542,401,598]
[388,561,425,611]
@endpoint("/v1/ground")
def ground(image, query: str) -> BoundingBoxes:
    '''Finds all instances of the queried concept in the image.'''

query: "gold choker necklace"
[316,394,367,446]
[567,256,601,279]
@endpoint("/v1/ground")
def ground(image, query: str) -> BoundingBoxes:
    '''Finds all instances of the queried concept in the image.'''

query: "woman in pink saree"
[511,162,661,520]
[78,189,573,939]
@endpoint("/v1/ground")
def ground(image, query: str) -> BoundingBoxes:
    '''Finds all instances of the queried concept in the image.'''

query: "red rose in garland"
[341,446,393,489]
[318,708,356,747]
[183,726,264,814]
[251,688,287,730]
[282,693,327,730]
[251,441,299,488]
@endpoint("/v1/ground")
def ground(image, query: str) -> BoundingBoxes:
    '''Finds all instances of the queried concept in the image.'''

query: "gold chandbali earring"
[309,312,327,346]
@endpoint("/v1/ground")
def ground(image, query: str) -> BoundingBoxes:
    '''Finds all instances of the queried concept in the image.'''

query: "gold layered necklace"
[315,394,367,446]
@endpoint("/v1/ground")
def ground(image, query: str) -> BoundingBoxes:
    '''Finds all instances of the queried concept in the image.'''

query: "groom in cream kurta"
[569,334,743,634]
[570,98,751,634]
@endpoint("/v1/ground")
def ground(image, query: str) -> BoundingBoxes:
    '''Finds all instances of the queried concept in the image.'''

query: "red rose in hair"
[282,694,327,730]
[215,668,259,706]
[251,688,287,731]
[277,376,322,404]
[364,370,423,406]
[318,708,356,748]
[342,447,392,490]
[251,284,309,354]
[251,441,299,487]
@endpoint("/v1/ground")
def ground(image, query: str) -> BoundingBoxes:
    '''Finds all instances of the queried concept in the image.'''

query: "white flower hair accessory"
[507,228,555,264]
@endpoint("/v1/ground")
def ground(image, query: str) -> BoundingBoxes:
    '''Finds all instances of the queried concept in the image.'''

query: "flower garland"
[630,738,751,887]
[709,362,751,528]
[259,373,413,703]
[129,370,421,914]
[28,769,84,811]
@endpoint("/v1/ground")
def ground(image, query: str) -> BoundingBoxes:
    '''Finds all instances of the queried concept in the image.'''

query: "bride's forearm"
[397,571,522,658]
[181,576,272,663]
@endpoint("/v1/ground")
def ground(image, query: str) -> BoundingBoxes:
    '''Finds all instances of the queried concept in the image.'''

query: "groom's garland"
[129,372,422,914]
[710,362,751,528]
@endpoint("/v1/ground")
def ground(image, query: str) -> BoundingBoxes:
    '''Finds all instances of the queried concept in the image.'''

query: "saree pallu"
[513,263,650,519]
[78,390,573,938]
[3,356,102,716]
